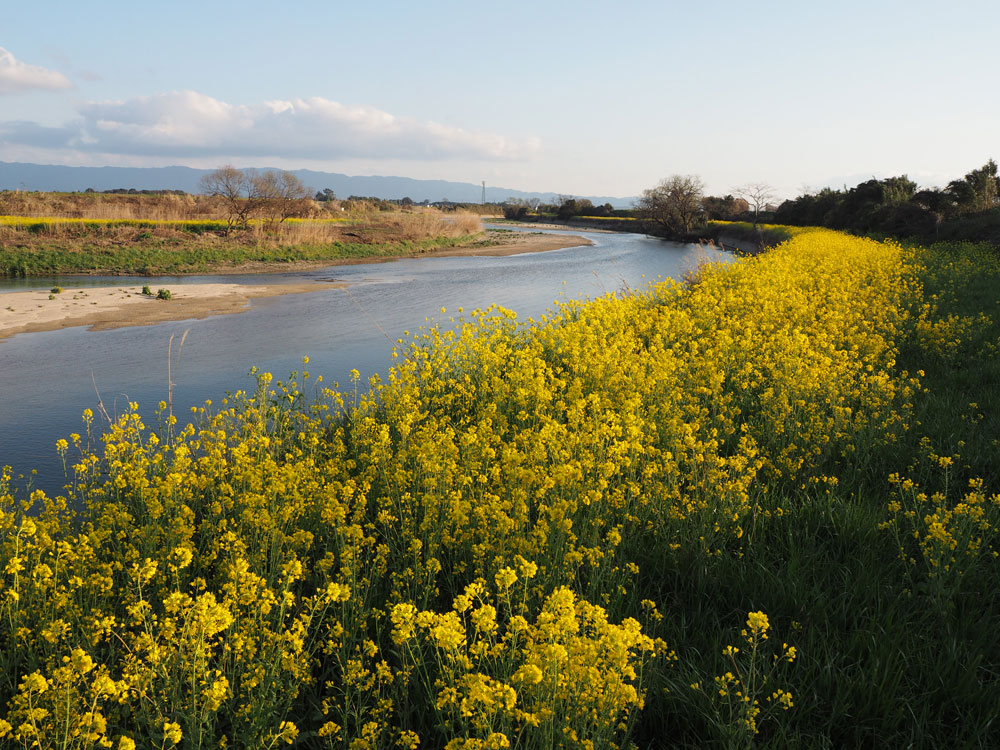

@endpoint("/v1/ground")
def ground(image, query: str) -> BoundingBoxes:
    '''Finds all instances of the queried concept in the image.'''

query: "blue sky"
[1,0,997,200]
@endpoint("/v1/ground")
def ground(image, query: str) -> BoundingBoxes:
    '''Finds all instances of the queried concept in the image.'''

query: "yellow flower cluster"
[1,227,971,745]
[913,310,993,363]
[694,610,798,740]
[885,457,1000,602]
[391,575,663,750]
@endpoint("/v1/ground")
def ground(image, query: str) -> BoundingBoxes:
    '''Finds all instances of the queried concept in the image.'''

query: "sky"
[0,0,998,201]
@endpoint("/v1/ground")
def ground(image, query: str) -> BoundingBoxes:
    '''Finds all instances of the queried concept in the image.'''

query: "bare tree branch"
[255,170,311,229]
[733,182,776,228]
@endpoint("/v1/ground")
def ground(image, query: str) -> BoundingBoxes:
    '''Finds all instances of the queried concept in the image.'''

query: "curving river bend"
[0,227,732,495]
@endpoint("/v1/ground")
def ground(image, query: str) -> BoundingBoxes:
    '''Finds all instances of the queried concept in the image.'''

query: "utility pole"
[482,181,486,205]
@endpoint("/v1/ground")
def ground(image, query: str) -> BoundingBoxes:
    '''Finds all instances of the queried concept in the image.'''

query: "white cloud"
[0,90,539,162]
[0,47,72,94]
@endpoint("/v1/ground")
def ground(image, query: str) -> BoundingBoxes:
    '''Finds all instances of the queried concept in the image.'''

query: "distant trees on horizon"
[775,159,1000,240]
[626,158,1000,244]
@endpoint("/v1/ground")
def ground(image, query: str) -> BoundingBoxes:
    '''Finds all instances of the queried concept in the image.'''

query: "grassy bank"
[0,232,484,276]
[494,215,642,232]
[1,228,998,747]
[702,221,809,253]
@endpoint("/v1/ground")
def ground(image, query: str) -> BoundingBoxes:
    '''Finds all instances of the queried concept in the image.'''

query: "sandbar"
[491,220,619,234]
[431,230,592,257]
[0,282,332,341]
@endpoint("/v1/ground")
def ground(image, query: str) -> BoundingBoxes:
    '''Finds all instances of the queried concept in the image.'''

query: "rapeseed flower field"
[2,228,998,747]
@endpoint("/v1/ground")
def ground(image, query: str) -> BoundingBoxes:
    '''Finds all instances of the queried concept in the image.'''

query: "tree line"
[774,160,999,241]
[503,181,765,232]
[632,159,1000,244]
[502,196,619,220]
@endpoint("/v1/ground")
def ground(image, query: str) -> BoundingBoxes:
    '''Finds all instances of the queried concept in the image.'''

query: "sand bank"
[0,282,332,341]
[426,230,591,257]
[491,220,619,234]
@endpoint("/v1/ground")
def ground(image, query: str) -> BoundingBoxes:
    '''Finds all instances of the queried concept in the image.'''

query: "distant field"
[0,197,485,275]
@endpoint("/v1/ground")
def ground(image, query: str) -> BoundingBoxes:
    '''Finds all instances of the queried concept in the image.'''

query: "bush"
[156,288,171,300]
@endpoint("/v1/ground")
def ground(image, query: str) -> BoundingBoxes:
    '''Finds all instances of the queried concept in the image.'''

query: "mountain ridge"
[0,162,636,209]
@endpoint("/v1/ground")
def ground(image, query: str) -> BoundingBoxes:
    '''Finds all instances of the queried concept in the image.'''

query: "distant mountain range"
[0,162,636,209]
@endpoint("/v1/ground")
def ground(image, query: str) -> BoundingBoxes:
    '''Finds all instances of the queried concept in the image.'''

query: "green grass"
[628,239,1000,747]
[0,233,483,276]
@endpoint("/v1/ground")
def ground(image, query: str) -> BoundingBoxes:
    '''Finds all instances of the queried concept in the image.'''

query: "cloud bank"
[0,47,72,94]
[0,90,540,163]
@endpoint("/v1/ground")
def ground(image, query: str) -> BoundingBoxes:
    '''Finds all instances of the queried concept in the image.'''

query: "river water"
[0,227,731,496]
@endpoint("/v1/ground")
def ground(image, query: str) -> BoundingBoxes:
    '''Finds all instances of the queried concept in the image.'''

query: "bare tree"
[256,170,311,228]
[636,175,705,235]
[733,182,776,228]
[200,166,310,233]
[199,165,264,234]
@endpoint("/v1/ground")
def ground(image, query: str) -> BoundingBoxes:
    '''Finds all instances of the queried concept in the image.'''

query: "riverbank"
[699,221,805,255]
[0,231,591,340]
[0,227,590,277]
[708,233,763,256]
[492,218,774,258]
[430,228,591,256]
[491,218,620,234]
[99,229,591,273]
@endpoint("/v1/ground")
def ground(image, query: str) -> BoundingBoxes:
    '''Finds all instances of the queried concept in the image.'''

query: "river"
[0,227,731,496]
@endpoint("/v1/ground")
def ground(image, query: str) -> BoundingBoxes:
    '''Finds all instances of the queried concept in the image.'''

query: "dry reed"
[0,192,483,252]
